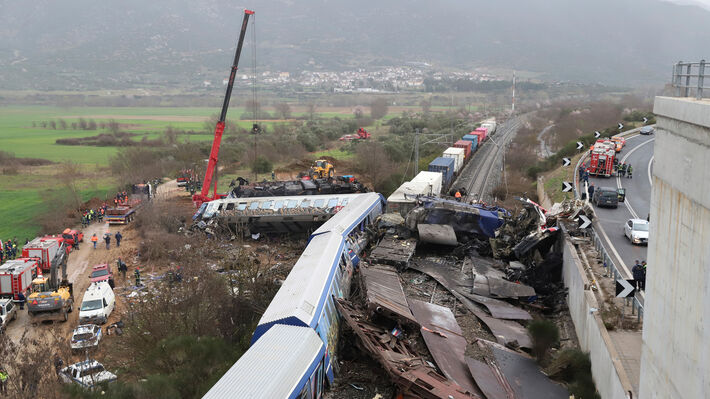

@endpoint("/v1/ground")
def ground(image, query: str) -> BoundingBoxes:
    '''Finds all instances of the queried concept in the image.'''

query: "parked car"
[0,298,18,333]
[592,187,620,208]
[59,360,117,389]
[70,324,103,351]
[624,218,650,245]
[639,126,654,135]
[79,282,115,324]
[89,264,114,288]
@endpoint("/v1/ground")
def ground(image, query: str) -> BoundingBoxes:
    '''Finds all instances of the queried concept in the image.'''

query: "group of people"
[81,206,107,227]
[90,231,123,250]
[113,191,129,207]
[615,161,633,178]
[0,238,22,263]
[632,260,648,291]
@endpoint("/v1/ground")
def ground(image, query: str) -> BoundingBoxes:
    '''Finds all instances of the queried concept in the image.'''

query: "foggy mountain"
[0,0,708,90]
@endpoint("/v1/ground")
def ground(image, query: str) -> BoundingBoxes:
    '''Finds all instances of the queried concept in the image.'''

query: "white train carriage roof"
[203,324,325,399]
[311,192,384,236]
[202,193,366,219]
[252,231,344,342]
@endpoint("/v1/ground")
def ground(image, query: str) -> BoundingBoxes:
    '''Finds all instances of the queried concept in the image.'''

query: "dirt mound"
[83,197,108,210]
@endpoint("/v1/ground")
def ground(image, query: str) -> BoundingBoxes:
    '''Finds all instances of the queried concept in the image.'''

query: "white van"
[79,282,115,324]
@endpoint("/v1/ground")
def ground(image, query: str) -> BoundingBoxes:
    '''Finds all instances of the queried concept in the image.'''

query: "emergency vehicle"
[589,140,616,177]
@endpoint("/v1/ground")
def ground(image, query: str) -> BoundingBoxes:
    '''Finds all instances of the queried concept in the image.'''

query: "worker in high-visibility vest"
[454,191,462,202]
[90,233,99,249]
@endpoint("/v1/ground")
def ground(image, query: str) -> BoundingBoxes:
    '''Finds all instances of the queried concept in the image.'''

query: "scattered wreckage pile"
[335,197,594,398]
[228,175,368,198]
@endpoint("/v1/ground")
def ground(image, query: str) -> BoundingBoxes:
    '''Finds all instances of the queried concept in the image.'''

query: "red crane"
[193,9,254,206]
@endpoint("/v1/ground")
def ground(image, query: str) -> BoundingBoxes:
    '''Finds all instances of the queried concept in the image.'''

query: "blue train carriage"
[203,325,327,399]
[311,192,386,263]
[250,231,353,383]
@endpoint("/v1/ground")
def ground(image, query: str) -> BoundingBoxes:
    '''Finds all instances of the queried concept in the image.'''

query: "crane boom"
[194,9,254,206]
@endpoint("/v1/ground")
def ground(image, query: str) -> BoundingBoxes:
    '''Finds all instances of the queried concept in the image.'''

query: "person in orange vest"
[454,191,462,201]
[90,233,99,249]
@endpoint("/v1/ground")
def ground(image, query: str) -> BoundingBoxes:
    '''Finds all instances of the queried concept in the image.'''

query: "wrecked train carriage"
[194,193,368,235]
[229,177,368,198]
[406,196,508,239]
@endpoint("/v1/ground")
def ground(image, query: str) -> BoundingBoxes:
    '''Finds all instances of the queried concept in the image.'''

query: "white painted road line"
[648,155,654,187]
[617,138,655,220]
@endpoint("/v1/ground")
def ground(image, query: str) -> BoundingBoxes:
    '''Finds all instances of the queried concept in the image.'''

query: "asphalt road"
[586,133,655,274]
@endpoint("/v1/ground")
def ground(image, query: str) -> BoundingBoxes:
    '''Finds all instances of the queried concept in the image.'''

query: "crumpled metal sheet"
[487,276,536,298]
[361,264,417,325]
[460,292,532,320]
[409,299,481,396]
[470,306,532,349]
[418,224,459,246]
[465,357,514,399]
[491,346,569,399]
[369,236,417,268]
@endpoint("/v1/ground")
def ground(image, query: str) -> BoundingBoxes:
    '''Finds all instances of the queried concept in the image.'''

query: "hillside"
[0,0,708,90]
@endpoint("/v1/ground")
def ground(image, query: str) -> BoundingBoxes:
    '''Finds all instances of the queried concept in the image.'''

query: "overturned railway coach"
[206,193,384,398]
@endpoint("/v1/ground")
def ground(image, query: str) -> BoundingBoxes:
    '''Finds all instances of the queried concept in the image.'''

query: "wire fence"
[672,60,708,99]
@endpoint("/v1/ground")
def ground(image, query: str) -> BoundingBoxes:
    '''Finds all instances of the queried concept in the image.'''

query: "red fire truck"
[0,258,40,300]
[589,140,616,177]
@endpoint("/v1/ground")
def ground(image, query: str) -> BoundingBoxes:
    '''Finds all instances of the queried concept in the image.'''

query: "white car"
[624,218,649,245]
[0,299,18,333]
[79,281,116,325]
[59,360,117,389]
[70,324,102,350]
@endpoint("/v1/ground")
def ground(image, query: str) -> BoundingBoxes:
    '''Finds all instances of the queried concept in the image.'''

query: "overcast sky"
[663,0,710,8]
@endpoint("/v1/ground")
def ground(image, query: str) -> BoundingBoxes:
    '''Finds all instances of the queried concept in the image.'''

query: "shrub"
[527,319,560,363]
[251,156,273,174]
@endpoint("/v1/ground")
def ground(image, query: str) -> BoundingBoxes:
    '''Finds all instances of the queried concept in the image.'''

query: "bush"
[527,319,560,363]
[251,156,273,174]
[546,349,600,399]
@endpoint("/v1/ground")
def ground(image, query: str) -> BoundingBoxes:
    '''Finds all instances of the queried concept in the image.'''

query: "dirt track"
[5,180,182,356]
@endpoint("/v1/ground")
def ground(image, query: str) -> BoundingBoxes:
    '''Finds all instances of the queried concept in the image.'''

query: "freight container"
[0,258,39,300]
[481,119,497,136]
[428,157,455,189]
[387,171,443,216]
[474,127,488,142]
[22,238,60,272]
[454,140,472,160]
[443,147,465,173]
[462,135,479,153]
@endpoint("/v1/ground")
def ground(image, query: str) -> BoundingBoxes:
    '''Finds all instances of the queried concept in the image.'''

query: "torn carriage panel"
[489,344,569,399]
[410,197,508,238]
[334,299,479,399]
[360,264,418,326]
[465,357,514,399]
[417,224,459,246]
[459,292,532,321]
[369,236,417,268]
[408,299,482,397]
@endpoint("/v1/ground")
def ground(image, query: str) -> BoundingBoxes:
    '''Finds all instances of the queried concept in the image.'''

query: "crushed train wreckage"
[332,197,596,397]
[228,175,368,198]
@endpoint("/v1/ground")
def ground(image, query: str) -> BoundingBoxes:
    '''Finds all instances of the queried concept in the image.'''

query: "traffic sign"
[643,117,648,124]
[618,123,624,130]
[562,181,573,192]
[616,279,636,298]
[562,157,570,166]
[576,141,584,150]
[594,131,601,138]
[579,214,591,229]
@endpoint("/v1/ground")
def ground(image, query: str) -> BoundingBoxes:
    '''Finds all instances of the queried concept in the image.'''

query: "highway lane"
[587,133,655,273]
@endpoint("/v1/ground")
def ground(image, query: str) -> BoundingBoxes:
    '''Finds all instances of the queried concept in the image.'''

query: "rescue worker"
[104,233,111,250]
[632,260,645,291]
[117,257,127,281]
[134,266,142,286]
[641,260,647,291]
[588,182,595,200]
[73,233,79,250]
[17,291,25,310]
[115,231,123,248]
[627,164,633,178]
[454,191,462,201]
[271,170,275,181]
[91,233,98,249]
[621,163,627,177]
[0,367,8,393]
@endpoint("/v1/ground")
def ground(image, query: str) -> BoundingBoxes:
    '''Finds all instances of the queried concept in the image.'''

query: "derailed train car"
[204,192,385,399]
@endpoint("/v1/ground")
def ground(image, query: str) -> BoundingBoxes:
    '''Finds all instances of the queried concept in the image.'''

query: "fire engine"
[589,140,616,177]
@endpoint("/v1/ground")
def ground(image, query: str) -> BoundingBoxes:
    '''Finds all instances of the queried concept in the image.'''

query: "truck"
[27,242,73,323]
[443,147,465,174]
[0,258,39,300]
[589,141,616,177]
[339,127,371,141]
[22,237,61,272]
[105,206,136,225]
[61,228,84,250]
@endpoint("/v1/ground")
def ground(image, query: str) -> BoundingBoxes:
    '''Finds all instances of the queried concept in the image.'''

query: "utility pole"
[511,70,516,115]
[414,129,420,175]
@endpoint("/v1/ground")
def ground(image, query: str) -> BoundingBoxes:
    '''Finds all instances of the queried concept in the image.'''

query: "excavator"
[193,9,255,207]
[27,242,73,323]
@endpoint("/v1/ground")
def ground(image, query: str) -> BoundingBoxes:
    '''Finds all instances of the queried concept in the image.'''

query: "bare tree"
[306,102,318,120]
[355,141,395,192]
[58,119,67,130]
[58,161,83,211]
[274,102,292,119]
[370,98,389,119]
[420,99,432,114]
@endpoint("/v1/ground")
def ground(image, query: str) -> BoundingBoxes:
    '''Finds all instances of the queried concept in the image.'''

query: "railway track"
[453,115,524,202]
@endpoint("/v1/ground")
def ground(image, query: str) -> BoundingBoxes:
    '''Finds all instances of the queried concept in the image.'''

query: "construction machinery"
[339,127,371,141]
[27,242,73,323]
[308,160,336,180]
[193,9,254,207]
